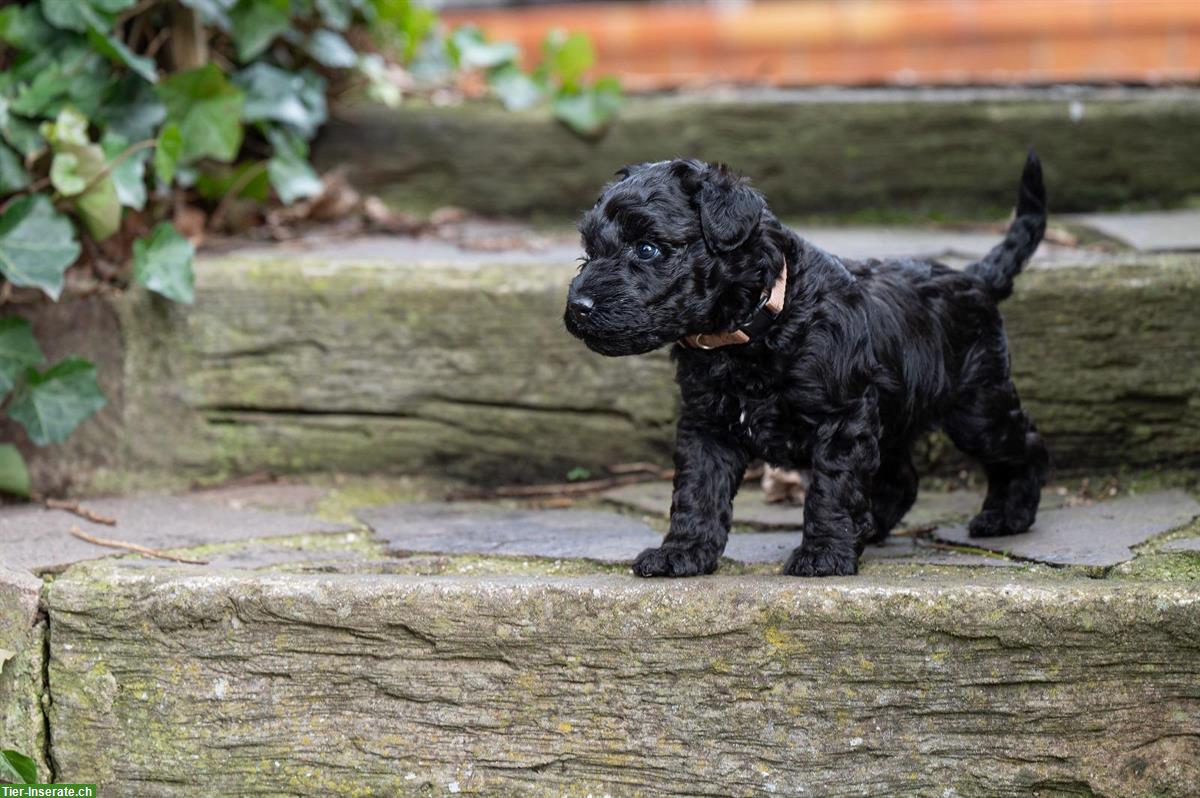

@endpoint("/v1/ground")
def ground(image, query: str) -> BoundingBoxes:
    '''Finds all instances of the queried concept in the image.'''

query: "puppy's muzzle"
[567,294,594,321]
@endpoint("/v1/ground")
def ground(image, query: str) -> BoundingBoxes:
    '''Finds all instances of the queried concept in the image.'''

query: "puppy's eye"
[634,242,662,261]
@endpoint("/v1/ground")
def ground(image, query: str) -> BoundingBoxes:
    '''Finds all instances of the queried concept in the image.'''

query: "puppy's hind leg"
[945,380,1049,538]
[632,422,749,578]
[868,447,918,543]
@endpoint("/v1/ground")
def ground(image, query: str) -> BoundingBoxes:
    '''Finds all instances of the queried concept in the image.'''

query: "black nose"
[569,295,594,320]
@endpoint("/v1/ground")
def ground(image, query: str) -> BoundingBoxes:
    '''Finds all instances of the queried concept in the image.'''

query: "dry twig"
[209,161,268,232]
[69,525,209,565]
[41,497,117,526]
[448,470,673,501]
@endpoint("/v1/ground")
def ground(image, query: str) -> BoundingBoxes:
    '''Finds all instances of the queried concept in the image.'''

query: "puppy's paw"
[632,546,717,578]
[783,541,858,577]
[968,506,1035,538]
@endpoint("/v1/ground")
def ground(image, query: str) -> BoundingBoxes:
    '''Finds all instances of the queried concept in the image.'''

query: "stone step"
[41,566,1200,797]
[10,239,1199,494]
[2,482,1199,794]
[313,87,1200,220]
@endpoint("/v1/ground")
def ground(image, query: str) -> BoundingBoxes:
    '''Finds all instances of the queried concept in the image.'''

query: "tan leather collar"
[680,262,788,350]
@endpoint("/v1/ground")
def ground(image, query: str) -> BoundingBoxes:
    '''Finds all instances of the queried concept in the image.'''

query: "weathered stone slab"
[1071,209,1200,251]
[605,480,986,529]
[124,252,678,488]
[1161,537,1200,554]
[190,481,330,514]
[360,501,1014,567]
[935,490,1200,567]
[316,88,1200,219]
[723,530,1019,567]
[0,495,352,573]
[776,226,1095,265]
[112,539,374,572]
[0,564,46,777]
[360,502,661,561]
[18,250,1200,493]
[45,563,1200,796]
[0,563,39,656]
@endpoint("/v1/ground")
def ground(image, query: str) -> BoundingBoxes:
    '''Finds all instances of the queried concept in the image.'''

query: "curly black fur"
[565,153,1050,577]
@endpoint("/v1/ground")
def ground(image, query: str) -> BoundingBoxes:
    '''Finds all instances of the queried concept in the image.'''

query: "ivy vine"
[0,0,620,497]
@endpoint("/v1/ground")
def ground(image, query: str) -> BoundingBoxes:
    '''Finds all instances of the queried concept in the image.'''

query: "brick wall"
[442,0,1200,90]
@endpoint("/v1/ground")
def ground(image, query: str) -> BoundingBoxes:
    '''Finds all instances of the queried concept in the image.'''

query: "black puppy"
[564,153,1049,577]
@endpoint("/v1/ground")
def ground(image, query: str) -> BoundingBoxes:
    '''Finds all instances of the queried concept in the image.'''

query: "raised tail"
[967,150,1047,302]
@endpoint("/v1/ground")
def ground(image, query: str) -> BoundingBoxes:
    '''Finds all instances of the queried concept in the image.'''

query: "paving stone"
[1070,209,1200,251]
[724,532,1018,567]
[359,502,1016,567]
[360,502,662,561]
[801,227,1099,267]
[1160,537,1200,554]
[0,496,353,573]
[934,490,1200,567]
[116,541,372,572]
[190,482,330,514]
[604,481,985,530]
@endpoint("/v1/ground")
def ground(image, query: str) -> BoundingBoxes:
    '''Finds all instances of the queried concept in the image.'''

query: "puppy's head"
[564,160,775,356]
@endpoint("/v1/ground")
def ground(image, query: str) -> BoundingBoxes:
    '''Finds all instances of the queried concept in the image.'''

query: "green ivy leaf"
[0,100,45,159]
[39,0,93,33]
[102,133,149,211]
[156,65,245,164]
[0,446,32,499]
[306,29,358,68]
[450,26,518,70]
[546,31,594,92]
[315,0,357,31]
[154,123,182,186]
[0,5,56,50]
[370,0,436,63]
[86,25,158,84]
[41,0,136,32]
[230,0,292,61]
[488,65,543,112]
[97,76,166,142]
[552,77,622,137]
[178,0,237,29]
[133,222,195,304]
[10,60,74,118]
[195,161,269,202]
[7,357,107,446]
[49,152,87,196]
[268,148,322,204]
[93,0,140,13]
[63,52,119,122]
[40,105,89,148]
[43,107,121,241]
[0,195,81,301]
[0,143,31,193]
[0,749,37,785]
[235,64,327,139]
[0,316,44,396]
[357,53,401,108]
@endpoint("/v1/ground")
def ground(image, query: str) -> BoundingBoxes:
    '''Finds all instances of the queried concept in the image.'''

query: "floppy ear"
[698,166,766,253]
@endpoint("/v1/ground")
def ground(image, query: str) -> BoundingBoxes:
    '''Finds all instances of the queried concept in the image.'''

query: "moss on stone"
[21,245,1200,494]
[316,91,1200,219]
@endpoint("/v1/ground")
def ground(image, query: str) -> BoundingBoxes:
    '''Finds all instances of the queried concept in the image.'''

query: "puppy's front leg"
[633,421,748,578]
[785,391,881,577]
